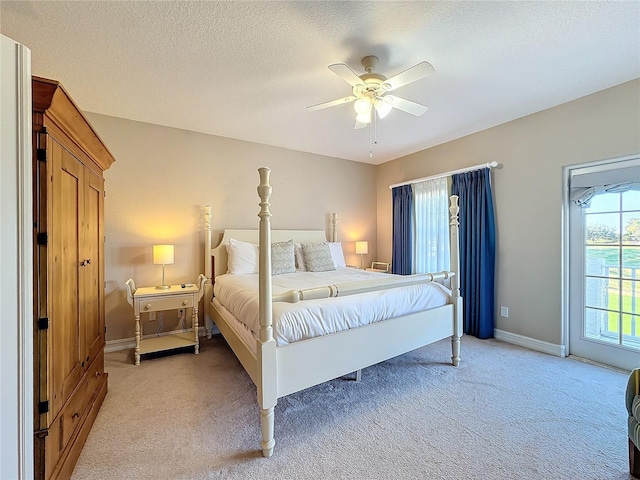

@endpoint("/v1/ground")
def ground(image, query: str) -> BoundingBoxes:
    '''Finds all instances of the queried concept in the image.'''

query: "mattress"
[213,267,451,347]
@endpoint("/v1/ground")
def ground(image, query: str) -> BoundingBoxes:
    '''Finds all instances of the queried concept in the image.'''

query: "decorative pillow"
[329,242,346,268]
[294,242,307,271]
[271,240,295,275]
[226,238,259,274]
[301,242,336,272]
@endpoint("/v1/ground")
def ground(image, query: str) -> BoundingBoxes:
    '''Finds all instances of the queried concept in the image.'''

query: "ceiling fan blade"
[383,61,435,91]
[385,96,428,116]
[328,63,365,87]
[306,95,357,112]
[354,119,368,129]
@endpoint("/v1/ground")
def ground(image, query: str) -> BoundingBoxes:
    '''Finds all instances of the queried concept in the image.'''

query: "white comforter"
[213,267,451,346]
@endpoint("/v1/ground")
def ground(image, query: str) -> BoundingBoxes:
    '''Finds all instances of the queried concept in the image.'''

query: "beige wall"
[376,79,640,346]
[88,79,639,346]
[84,114,377,341]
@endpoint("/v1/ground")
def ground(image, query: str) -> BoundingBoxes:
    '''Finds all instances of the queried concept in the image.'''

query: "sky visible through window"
[586,188,639,231]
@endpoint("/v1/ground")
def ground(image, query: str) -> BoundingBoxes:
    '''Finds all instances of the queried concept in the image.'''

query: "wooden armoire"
[32,76,115,480]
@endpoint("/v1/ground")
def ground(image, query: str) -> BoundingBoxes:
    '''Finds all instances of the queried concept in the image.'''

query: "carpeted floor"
[71,335,632,480]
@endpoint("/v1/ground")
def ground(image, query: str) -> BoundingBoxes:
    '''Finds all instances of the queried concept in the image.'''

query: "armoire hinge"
[37,232,48,246]
[38,317,49,330]
[36,148,47,162]
[38,401,49,414]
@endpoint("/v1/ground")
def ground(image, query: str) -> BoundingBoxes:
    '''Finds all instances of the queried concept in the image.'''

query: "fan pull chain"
[369,120,373,158]
[369,110,379,158]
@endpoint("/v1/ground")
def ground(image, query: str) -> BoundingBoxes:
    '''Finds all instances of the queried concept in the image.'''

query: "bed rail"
[272,271,455,303]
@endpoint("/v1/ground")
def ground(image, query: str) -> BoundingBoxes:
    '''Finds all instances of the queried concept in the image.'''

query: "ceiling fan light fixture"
[353,97,371,115]
[374,99,392,119]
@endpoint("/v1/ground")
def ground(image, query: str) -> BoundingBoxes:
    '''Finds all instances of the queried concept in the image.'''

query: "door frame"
[561,153,640,369]
[0,35,33,480]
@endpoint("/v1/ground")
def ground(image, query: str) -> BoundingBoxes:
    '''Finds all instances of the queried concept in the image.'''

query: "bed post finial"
[449,194,462,366]
[449,195,460,294]
[257,168,272,221]
[331,213,338,242]
[204,205,212,278]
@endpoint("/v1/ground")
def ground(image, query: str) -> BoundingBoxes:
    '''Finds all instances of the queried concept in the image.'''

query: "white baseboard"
[494,329,566,357]
[105,326,207,353]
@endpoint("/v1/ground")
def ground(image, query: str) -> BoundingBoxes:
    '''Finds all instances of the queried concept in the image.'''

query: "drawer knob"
[182,300,188,306]
[145,304,151,310]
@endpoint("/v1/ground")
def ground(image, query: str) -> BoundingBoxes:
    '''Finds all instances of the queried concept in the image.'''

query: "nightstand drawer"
[136,294,193,313]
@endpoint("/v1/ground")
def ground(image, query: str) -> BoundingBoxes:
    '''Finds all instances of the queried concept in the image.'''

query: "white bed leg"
[205,314,213,340]
[260,406,275,457]
[354,369,362,382]
[451,335,461,366]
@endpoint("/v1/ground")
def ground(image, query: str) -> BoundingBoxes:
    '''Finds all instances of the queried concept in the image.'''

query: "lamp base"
[155,285,170,290]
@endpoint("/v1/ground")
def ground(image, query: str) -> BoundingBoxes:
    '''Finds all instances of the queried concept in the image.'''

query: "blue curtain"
[451,168,496,339]
[391,185,413,275]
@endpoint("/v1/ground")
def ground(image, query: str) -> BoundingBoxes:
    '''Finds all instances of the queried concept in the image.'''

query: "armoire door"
[49,138,84,419]
[82,169,105,365]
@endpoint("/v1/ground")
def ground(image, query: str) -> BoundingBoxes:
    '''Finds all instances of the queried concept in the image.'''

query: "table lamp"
[153,244,174,289]
[355,241,368,269]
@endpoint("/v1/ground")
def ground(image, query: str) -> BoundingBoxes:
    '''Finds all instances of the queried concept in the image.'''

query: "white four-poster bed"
[203,167,463,457]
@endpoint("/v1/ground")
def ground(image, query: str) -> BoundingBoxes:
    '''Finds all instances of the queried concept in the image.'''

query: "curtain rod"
[388,161,499,190]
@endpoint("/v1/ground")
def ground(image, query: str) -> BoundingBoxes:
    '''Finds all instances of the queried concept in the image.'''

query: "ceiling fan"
[307,55,435,129]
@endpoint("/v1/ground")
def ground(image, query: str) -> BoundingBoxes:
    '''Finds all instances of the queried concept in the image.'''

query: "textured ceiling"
[1,1,639,165]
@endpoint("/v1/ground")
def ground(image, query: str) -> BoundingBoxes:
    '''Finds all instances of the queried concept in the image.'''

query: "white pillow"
[294,242,307,271]
[226,238,259,274]
[301,242,336,272]
[329,242,346,268]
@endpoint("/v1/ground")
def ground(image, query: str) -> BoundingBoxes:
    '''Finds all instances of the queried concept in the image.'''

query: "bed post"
[331,212,338,242]
[449,195,462,366]
[257,167,277,457]
[204,205,214,339]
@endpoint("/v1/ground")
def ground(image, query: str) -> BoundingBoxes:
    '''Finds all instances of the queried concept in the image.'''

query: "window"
[412,177,450,274]
[583,185,640,348]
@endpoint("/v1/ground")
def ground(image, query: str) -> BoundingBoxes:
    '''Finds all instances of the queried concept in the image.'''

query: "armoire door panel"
[50,141,83,418]
[83,170,104,364]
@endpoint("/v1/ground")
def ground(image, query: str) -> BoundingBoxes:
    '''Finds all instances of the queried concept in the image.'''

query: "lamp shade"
[355,241,368,255]
[153,245,174,265]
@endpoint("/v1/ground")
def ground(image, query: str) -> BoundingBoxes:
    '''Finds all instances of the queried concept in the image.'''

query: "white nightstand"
[124,274,207,365]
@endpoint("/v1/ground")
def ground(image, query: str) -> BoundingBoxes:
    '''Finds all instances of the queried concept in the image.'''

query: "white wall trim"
[494,329,566,357]
[105,326,208,353]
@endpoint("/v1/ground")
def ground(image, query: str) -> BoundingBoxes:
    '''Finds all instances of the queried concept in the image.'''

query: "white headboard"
[204,206,338,281]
